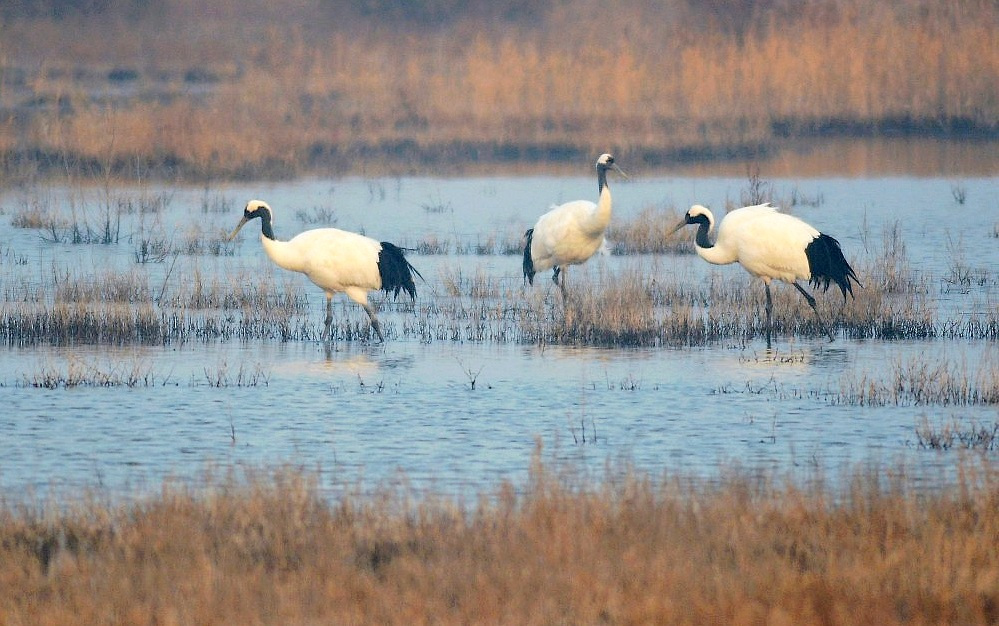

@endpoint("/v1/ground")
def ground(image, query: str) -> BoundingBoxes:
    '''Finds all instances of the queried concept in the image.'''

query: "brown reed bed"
[1,0,996,181]
[0,455,996,624]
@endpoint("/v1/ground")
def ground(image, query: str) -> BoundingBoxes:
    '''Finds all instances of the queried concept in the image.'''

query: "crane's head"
[596,153,627,179]
[227,200,273,241]
[671,204,715,235]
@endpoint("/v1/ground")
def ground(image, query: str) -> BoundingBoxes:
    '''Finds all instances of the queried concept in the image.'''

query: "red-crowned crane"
[671,203,860,347]
[227,200,422,343]
[523,153,626,299]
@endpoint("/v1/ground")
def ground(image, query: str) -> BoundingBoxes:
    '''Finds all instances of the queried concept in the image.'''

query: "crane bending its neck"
[254,207,276,240]
[685,209,735,266]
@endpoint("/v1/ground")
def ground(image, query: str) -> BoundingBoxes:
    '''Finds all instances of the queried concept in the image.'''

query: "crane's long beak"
[612,163,629,180]
[670,220,688,235]
[227,216,250,241]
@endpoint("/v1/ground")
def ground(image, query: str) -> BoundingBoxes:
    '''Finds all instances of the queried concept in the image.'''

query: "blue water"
[1,165,997,501]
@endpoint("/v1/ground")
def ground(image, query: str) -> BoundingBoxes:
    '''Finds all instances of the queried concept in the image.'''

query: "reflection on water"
[2,338,994,501]
[722,137,999,178]
[0,142,997,501]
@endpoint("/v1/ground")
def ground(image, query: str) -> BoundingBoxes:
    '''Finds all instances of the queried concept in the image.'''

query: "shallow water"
[1,155,997,501]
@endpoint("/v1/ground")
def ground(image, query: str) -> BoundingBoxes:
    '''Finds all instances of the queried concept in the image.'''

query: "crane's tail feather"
[378,242,423,300]
[805,233,861,299]
[522,228,536,285]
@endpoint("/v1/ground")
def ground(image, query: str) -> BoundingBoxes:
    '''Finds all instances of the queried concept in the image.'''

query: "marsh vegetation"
[0,457,996,624]
[1,0,997,180]
[4,176,997,348]
[1,172,997,624]
[0,3,997,619]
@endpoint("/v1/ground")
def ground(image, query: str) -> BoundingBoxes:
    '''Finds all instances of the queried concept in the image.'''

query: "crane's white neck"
[261,235,306,273]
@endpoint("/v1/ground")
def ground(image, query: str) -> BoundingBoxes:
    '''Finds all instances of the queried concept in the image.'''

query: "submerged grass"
[22,354,160,388]
[0,457,996,624]
[416,238,989,348]
[916,416,999,451]
[837,354,999,407]
[0,195,995,346]
[2,250,992,347]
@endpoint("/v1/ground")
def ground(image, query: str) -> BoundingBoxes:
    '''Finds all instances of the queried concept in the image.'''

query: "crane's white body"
[229,200,420,342]
[674,203,859,347]
[523,153,624,296]
[694,203,818,285]
[260,227,383,310]
[529,195,611,274]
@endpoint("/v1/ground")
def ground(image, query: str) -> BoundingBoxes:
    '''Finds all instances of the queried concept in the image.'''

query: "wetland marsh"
[2,2,998,621]
[1,154,997,500]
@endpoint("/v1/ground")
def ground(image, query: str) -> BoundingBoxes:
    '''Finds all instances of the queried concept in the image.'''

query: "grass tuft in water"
[916,416,999,451]
[837,354,999,407]
[21,355,160,388]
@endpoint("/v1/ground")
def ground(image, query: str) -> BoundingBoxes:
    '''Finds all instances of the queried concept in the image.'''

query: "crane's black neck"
[597,166,609,194]
[691,215,714,249]
[256,208,276,240]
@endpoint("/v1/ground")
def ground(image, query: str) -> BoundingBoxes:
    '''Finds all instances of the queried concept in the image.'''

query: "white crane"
[671,203,860,347]
[227,200,422,343]
[523,153,626,298]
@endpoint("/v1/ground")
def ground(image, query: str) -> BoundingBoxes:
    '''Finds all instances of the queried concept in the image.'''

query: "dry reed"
[606,204,691,255]
[1,0,996,180]
[0,455,996,624]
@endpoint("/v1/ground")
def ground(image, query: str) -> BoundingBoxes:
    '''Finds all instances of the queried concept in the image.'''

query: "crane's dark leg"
[793,282,835,342]
[324,293,334,342]
[553,266,568,302]
[362,304,385,343]
[764,282,773,350]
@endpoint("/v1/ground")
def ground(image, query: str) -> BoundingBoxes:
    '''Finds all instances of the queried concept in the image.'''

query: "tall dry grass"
[1,456,997,624]
[0,0,996,179]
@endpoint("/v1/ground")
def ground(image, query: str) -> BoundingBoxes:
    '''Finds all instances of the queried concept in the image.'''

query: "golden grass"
[606,204,691,255]
[0,0,996,179]
[1,456,997,624]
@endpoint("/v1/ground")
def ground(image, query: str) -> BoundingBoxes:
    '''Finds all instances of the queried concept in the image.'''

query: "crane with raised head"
[523,153,626,299]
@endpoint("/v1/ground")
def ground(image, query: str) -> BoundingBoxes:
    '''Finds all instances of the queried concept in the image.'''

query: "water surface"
[1,153,997,500]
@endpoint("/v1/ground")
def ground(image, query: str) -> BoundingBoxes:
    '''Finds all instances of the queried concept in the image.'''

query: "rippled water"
[1,153,997,500]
